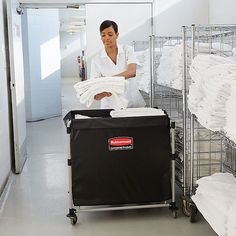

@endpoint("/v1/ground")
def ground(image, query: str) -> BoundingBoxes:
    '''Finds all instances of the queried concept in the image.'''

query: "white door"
[7,0,27,174]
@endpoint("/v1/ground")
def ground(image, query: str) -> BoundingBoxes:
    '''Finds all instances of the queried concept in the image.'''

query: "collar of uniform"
[100,44,124,58]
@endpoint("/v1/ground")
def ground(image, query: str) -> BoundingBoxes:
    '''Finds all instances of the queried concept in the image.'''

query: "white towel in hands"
[74,77,128,110]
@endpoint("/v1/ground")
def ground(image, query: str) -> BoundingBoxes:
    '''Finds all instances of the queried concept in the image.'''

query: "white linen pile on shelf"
[188,54,236,131]
[192,173,236,236]
[135,49,151,93]
[225,80,236,143]
[74,77,128,110]
[157,44,183,90]
[110,107,165,118]
[135,49,161,93]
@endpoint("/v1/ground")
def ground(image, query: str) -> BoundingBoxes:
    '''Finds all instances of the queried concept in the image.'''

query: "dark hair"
[100,20,118,33]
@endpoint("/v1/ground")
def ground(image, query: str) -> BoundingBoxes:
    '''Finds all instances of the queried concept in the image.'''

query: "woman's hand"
[94,92,112,100]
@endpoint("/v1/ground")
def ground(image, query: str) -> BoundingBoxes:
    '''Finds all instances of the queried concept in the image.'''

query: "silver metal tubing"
[149,35,155,107]
[66,133,74,210]
[76,203,170,212]
[171,126,176,203]
[190,114,194,193]
[190,25,196,194]
[182,26,187,196]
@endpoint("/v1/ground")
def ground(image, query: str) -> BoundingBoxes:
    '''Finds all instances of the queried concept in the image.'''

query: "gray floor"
[0,79,217,236]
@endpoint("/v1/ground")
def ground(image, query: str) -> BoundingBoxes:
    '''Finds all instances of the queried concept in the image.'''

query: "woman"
[90,20,145,109]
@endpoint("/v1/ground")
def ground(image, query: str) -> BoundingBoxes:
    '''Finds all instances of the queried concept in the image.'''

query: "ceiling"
[59,5,86,34]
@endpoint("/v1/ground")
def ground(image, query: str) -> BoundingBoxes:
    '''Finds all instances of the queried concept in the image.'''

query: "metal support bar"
[77,203,170,212]
[66,133,74,210]
[149,35,155,107]
[171,122,176,203]
[182,26,187,196]
[190,24,196,194]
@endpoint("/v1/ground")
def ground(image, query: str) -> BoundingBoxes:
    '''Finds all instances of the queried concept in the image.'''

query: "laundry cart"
[63,109,178,225]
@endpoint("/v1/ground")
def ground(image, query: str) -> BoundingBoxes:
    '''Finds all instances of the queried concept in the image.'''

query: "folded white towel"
[74,114,91,119]
[192,173,236,236]
[110,107,165,118]
[74,77,128,110]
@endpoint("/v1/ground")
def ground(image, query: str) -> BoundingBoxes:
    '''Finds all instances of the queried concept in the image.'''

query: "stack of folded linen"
[225,80,236,143]
[188,54,236,131]
[192,173,236,236]
[135,49,160,93]
[110,107,165,118]
[157,44,183,90]
[74,77,128,110]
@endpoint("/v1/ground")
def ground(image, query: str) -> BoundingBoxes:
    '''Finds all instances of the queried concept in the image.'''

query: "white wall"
[0,0,11,194]
[85,3,152,78]
[60,31,86,79]
[22,9,62,121]
[155,0,209,36]
[209,0,236,24]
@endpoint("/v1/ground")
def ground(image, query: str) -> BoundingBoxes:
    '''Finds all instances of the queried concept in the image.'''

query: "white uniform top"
[90,44,145,108]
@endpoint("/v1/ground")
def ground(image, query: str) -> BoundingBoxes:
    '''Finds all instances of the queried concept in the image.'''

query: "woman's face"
[100,26,119,48]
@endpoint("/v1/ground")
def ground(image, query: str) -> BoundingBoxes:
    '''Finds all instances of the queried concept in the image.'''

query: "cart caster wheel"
[70,215,78,225]
[172,210,178,218]
[169,202,178,218]
[189,205,198,223]
[67,208,78,225]
[182,198,198,222]
[182,199,191,217]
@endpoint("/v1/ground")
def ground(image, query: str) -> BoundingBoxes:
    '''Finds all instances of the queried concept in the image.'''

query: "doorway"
[7,0,154,173]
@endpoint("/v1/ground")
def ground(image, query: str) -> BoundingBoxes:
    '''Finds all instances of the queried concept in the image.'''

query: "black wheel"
[67,208,78,225]
[189,204,197,223]
[172,210,178,218]
[70,215,78,225]
[182,199,192,217]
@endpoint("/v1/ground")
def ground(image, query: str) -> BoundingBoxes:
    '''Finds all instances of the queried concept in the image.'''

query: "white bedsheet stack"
[225,80,236,143]
[192,173,236,236]
[188,54,236,131]
[157,44,183,90]
[74,77,128,110]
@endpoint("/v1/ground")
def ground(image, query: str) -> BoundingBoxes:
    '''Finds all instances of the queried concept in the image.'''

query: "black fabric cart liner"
[64,109,172,206]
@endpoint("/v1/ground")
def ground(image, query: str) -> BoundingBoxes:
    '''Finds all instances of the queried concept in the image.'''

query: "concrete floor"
[0,78,217,236]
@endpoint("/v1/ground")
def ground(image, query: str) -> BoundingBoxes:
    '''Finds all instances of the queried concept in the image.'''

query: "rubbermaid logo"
[108,137,134,151]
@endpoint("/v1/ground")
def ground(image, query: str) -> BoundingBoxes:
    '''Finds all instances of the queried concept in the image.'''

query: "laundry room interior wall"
[154,0,209,36]
[21,9,62,121]
[209,0,236,24]
[0,0,12,196]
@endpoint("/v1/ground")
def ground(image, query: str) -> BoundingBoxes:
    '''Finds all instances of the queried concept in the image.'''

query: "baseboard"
[0,172,14,216]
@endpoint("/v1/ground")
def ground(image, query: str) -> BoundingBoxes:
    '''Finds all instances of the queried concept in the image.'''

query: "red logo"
[108,137,133,151]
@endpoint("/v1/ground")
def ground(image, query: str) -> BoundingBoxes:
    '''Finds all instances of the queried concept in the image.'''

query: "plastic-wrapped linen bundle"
[188,54,236,131]
[225,80,236,143]
[157,44,182,90]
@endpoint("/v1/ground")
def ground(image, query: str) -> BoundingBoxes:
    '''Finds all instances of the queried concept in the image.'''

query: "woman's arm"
[114,63,137,79]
